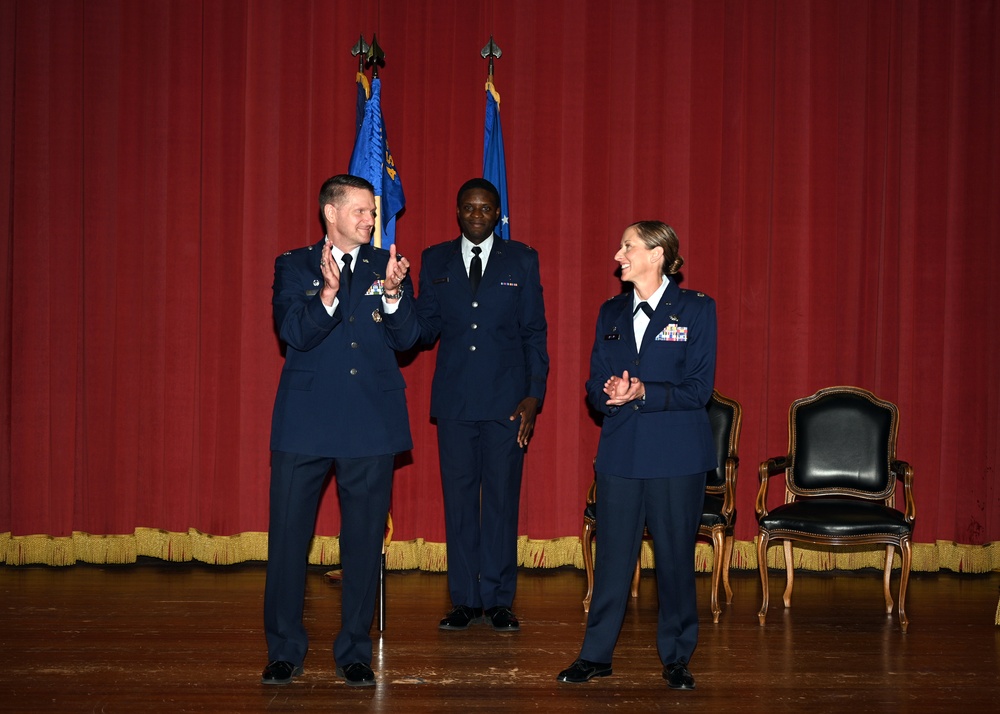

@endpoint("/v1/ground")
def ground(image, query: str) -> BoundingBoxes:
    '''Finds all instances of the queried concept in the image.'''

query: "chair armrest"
[755,456,788,519]
[892,459,915,524]
[720,456,739,517]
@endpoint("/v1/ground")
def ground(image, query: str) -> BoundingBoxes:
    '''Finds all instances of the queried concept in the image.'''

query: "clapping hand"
[604,370,644,406]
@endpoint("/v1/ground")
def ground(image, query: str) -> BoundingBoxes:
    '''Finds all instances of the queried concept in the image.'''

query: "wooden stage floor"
[1,562,998,712]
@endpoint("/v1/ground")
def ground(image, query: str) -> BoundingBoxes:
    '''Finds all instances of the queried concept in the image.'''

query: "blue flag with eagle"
[483,78,510,240]
[349,76,405,248]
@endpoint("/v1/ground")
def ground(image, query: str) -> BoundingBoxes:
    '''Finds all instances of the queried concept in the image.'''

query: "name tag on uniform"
[433,277,449,284]
[604,333,621,341]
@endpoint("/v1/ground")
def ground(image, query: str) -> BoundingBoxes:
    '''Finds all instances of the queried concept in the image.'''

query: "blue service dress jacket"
[270,239,420,458]
[416,237,548,419]
[587,280,718,478]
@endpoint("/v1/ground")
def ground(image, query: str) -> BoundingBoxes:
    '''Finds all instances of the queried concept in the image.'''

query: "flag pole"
[351,35,371,130]
[348,34,404,249]
[366,35,386,245]
[481,36,510,240]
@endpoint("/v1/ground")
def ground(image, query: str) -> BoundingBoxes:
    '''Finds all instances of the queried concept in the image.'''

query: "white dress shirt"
[462,234,494,276]
[632,276,670,350]
[322,241,400,316]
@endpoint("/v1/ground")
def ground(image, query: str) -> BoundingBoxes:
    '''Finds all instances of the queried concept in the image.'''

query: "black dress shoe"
[485,606,520,631]
[439,605,484,630]
[260,660,303,685]
[336,662,376,687]
[557,658,613,683]
[663,661,695,690]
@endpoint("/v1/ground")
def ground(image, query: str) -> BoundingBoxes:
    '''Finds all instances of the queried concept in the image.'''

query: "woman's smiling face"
[614,226,661,285]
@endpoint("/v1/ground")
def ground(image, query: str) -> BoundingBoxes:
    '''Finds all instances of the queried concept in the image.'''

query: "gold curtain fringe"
[1,532,77,566]
[135,528,191,562]
[390,539,448,572]
[3,531,1000,575]
[189,530,270,565]
[385,539,423,571]
[73,532,138,564]
[518,536,582,568]
[730,539,761,570]
[306,536,341,566]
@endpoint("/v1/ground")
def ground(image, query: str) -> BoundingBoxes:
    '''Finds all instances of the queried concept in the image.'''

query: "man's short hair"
[456,178,500,207]
[319,174,375,209]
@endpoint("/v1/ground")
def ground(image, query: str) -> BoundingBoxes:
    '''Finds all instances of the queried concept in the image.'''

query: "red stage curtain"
[1,0,998,566]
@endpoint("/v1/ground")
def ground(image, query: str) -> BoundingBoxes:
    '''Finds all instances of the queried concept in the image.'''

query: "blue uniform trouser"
[264,451,393,667]
[437,418,524,610]
[580,470,706,666]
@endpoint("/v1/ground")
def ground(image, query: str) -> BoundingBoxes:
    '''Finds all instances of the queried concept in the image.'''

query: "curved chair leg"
[582,520,595,612]
[782,539,795,608]
[630,558,641,598]
[722,533,735,604]
[757,531,770,625]
[709,526,725,623]
[882,544,896,614]
[898,538,912,633]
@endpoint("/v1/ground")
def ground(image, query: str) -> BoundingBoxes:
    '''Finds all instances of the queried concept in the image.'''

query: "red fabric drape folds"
[2,0,998,549]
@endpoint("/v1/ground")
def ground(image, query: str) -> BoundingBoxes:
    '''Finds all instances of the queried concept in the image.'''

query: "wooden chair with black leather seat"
[581,388,742,623]
[755,385,915,632]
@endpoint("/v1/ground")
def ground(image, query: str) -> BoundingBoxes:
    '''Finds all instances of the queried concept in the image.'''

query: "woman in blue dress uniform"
[558,221,717,690]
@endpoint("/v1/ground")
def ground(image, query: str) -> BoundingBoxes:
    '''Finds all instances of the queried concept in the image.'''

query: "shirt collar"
[462,234,494,260]
[326,237,360,266]
[633,276,671,312]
